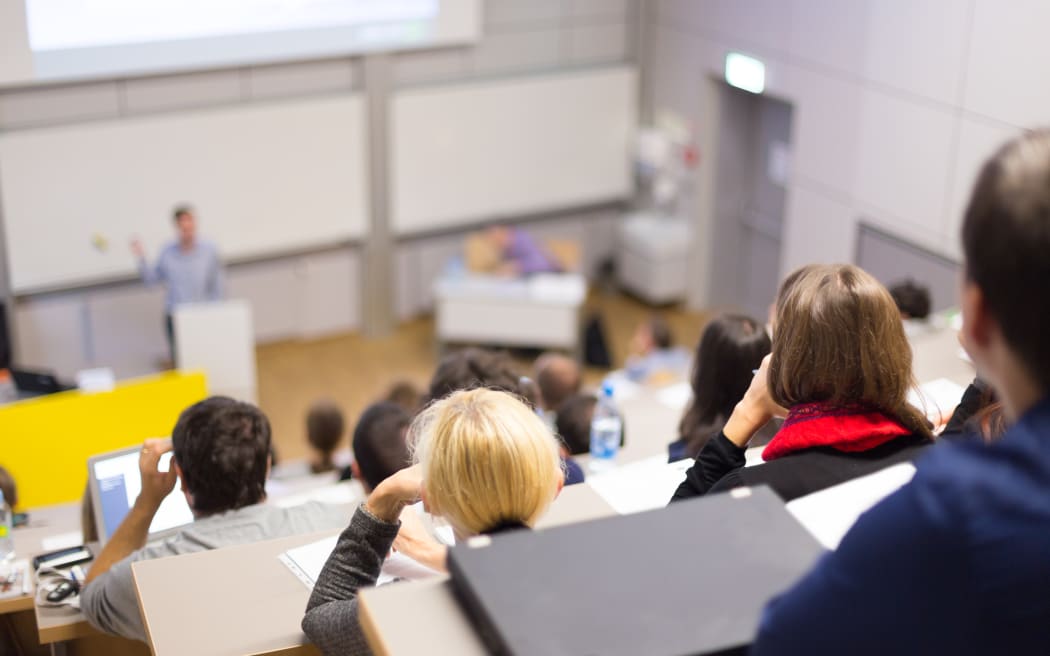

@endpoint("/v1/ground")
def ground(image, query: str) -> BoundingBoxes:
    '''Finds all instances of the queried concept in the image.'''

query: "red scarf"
[761,402,911,461]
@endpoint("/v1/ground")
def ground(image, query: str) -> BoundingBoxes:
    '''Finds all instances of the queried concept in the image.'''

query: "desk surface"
[0,502,80,616]
[131,483,613,656]
[359,483,616,656]
[134,530,330,656]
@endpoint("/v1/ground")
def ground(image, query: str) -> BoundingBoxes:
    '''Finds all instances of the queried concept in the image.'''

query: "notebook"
[447,486,823,656]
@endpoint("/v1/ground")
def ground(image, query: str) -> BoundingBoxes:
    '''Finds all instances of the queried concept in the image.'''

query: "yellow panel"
[0,372,207,510]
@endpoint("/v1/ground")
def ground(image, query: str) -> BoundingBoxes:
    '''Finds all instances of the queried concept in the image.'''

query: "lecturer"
[131,205,225,363]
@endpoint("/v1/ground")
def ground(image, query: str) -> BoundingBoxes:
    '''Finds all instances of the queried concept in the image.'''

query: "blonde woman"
[302,388,564,656]
[671,264,934,503]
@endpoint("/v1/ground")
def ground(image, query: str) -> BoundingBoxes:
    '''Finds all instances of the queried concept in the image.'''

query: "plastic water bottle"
[589,382,622,473]
[0,490,13,562]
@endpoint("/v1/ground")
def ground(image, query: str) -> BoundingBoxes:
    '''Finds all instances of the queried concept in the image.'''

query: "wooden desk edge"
[0,595,35,614]
[358,591,392,656]
[36,615,99,644]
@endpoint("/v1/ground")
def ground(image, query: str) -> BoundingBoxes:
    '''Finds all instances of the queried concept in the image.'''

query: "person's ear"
[420,483,432,515]
[350,460,362,482]
[175,462,192,507]
[961,280,994,357]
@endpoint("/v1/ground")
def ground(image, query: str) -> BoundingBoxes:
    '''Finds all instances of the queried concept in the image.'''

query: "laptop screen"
[89,446,194,544]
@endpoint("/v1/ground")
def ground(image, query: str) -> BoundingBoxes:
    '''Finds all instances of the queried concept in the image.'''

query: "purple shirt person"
[486,226,561,276]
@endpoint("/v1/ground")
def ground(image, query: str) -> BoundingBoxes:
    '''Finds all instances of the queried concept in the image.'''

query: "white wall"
[1,0,637,376]
[647,0,1029,298]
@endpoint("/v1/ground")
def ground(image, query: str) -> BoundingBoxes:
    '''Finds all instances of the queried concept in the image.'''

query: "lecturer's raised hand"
[130,238,145,259]
[137,438,178,511]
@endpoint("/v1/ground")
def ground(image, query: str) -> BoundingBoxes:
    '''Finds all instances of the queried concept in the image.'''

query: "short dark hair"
[427,348,530,404]
[352,402,412,490]
[962,129,1050,392]
[306,401,345,455]
[555,393,597,456]
[889,280,932,319]
[0,465,16,509]
[173,205,194,222]
[384,380,422,414]
[172,397,271,515]
[648,315,674,350]
[534,353,582,412]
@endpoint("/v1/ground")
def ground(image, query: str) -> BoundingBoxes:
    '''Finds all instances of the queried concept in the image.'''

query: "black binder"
[447,486,823,656]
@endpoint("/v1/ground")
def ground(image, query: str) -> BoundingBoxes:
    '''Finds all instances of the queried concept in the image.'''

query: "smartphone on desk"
[32,545,93,571]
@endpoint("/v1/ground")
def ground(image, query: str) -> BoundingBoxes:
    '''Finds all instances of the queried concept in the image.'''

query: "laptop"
[87,445,195,545]
[12,367,74,396]
[447,486,823,656]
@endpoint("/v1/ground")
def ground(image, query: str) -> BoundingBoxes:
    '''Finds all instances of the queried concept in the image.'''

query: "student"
[426,348,584,485]
[753,130,1050,654]
[667,314,772,462]
[533,352,582,420]
[81,397,348,642]
[555,392,597,456]
[483,225,561,276]
[131,206,225,362]
[341,402,412,491]
[306,400,346,475]
[670,265,933,503]
[624,315,691,383]
[0,465,16,511]
[941,378,1007,443]
[302,389,564,656]
[383,380,423,415]
[889,279,932,320]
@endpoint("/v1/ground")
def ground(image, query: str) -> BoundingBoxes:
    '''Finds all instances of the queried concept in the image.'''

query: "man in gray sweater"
[81,397,349,642]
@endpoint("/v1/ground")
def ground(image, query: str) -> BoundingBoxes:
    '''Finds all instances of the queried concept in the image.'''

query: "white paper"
[908,378,966,425]
[586,455,693,515]
[40,531,83,552]
[655,382,692,411]
[786,463,916,550]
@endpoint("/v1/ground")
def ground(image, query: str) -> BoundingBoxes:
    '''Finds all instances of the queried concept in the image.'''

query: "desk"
[0,503,81,616]
[358,483,616,656]
[131,483,612,656]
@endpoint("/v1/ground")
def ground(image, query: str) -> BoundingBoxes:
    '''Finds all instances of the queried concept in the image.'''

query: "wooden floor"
[257,290,708,462]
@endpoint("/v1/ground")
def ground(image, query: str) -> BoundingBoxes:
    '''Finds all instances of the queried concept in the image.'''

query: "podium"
[173,300,257,402]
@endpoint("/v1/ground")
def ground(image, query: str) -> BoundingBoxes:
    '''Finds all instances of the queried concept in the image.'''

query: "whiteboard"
[391,66,637,235]
[0,94,369,293]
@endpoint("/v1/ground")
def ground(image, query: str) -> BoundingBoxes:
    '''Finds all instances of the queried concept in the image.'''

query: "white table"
[434,274,586,352]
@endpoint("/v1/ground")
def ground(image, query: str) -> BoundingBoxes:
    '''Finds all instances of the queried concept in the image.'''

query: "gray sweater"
[302,506,401,656]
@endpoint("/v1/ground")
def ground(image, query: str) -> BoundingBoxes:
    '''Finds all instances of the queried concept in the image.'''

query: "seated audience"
[383,380,423,415]
[941,378,1008,443]
[533,351,582,428]
[428,348,584,485]
[306,400,346,475]
[554,392,626,462]
[889,279,932,320]
[625,315,691,383]
[0,465,16,511]
[668,314,772,462]
[340,402,412,491]
[483,225,561,276]
[302,388,564,656]
[555,393,597,456]
[426,348,524,403]
[81,397,348,642]
[671,264,933,503]
[750,124,1050,656]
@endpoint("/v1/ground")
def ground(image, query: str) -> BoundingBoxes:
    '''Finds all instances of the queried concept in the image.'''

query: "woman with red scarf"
[670,264,933,503]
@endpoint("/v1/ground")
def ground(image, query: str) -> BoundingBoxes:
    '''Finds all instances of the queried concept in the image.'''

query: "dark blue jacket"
[752,396,1050,655]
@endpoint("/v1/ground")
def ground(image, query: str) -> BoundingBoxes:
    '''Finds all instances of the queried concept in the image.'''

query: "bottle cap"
[601,381,615,398]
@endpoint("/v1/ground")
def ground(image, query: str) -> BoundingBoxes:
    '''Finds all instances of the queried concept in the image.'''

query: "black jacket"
[669,430,932,503]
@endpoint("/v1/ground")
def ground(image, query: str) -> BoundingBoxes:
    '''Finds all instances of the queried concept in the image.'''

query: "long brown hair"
[768,264,931,439]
